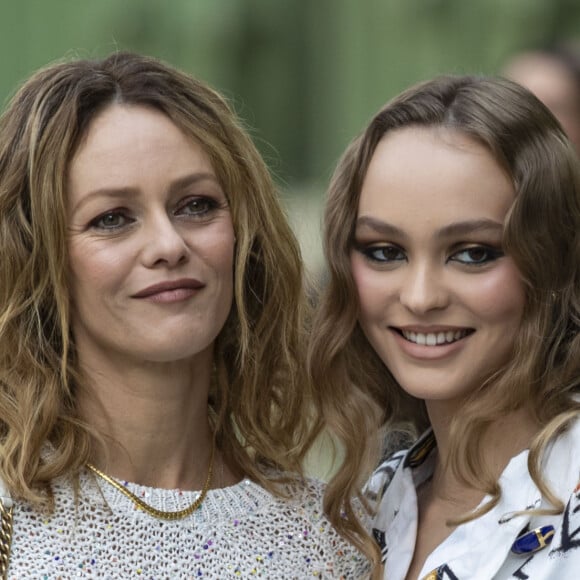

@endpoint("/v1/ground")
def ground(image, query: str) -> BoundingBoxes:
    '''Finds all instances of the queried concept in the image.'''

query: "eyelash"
[88,196,221,231]
[449,246,503,265]
[89,209,133,231]
[357,244,504,266]
[360,244,405,263]
[174,196,220,218]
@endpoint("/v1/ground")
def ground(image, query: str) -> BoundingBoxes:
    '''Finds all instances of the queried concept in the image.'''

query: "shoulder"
[272,476,371,578]
[503,482,580,577]
[550,480,580,556]
[542,415,580,547]
[541,412,580,500]
[278,475,368,528]
[498,416,580,577]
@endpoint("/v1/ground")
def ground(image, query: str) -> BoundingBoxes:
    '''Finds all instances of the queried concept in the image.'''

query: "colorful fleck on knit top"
[7,470,369,578]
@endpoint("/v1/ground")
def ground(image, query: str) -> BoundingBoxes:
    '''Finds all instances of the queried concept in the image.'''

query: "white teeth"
[401,329,469,346]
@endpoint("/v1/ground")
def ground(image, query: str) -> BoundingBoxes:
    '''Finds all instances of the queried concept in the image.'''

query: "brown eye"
[451,246,503,265]
[363,245,405,263]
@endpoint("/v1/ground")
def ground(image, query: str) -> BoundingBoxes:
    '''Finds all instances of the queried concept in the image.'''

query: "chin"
[129,338,215,364]
[393,368,477,404]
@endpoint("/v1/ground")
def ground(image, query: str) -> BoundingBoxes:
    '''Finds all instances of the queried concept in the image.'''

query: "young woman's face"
[350,126,526,406]
[67,104,235,367]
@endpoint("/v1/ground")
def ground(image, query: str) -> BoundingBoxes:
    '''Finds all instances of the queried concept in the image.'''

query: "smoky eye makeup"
[449,244,504,266]
[352,238,407,264]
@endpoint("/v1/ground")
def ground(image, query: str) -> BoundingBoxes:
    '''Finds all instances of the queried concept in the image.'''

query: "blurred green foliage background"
[1,0,579,271]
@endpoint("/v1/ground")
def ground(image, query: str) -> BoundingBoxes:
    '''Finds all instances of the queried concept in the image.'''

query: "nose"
[141,214,189,268]
[399,262,449,314]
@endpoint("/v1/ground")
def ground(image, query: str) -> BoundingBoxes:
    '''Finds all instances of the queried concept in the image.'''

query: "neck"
[425,398,539,503]
[77,347,214,490]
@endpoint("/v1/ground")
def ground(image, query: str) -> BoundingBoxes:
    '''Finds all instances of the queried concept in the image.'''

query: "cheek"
[68,240,134,313]
[350,253,387,319]
[69,245,126,289]
[194,225,236,309]
[200,228,235,277]
[220,235,236,276]
[463,261,526,323]
[350,253,369,306]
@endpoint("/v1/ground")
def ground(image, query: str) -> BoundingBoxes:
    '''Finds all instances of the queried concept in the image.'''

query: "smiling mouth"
[394,328,474,346]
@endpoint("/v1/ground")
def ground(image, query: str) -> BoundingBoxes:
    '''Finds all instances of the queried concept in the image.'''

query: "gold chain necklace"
[87,443,214,521]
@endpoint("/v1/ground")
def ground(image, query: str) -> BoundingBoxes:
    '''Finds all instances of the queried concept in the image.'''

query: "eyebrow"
[354,216,504,239]
[71,172,221,214]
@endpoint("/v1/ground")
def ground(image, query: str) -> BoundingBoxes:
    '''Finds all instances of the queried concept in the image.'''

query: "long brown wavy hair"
[309,75,580,564]
[0,52,314,508]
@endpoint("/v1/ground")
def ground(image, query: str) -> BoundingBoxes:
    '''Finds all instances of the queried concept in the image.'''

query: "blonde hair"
[0,52,313,506]
[309,75,580,561]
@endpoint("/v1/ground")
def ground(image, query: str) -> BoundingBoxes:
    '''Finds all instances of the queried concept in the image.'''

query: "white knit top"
[7,470,369,578]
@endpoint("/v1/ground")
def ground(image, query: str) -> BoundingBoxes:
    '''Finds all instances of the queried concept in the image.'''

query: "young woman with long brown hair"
[310,75,580,578]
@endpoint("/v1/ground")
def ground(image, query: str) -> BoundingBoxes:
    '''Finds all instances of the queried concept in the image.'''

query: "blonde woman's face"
[67,104,235,366]
[350,127,526,409]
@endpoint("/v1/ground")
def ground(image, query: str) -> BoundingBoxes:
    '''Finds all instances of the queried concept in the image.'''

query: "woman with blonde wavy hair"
[310,75,580,578]
[0,52,369,577]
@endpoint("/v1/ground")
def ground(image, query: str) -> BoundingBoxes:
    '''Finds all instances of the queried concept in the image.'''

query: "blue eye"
[361,245,406,263]
[450,246,503,265]
[91,211,130,230]
[177,197,218,217]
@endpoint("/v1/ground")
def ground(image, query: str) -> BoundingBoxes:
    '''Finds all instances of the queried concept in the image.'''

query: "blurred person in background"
[309,75,580,578]
[503,42,580,152]
[0,52,369,578]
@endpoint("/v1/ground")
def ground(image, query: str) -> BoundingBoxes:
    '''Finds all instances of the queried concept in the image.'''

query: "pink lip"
[133,278,205,299]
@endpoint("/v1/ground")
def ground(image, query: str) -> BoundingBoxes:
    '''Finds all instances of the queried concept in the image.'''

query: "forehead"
[71,103,210,166]
[67,104,216,203]
[358,126,515,230]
